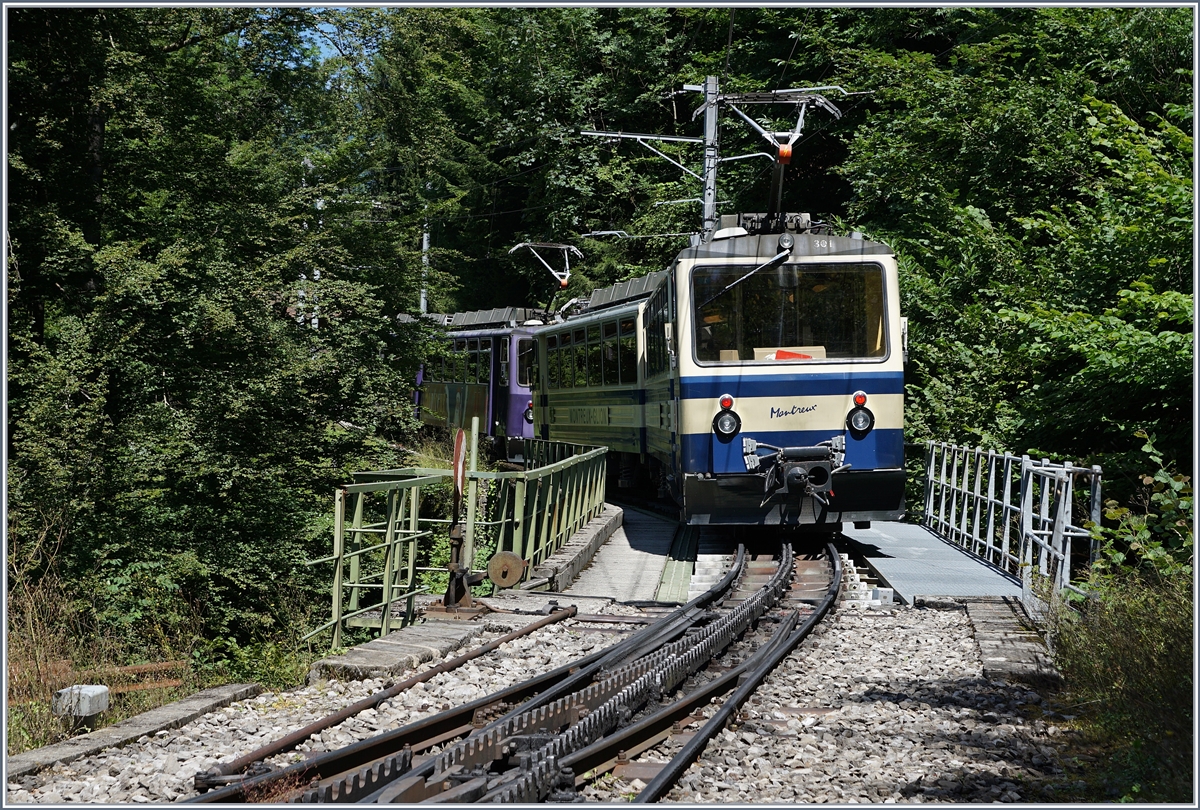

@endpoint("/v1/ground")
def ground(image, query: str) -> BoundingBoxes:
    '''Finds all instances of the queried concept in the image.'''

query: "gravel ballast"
[5,619,622,804]
[7,603,1075,804]
[584,604,1076,803]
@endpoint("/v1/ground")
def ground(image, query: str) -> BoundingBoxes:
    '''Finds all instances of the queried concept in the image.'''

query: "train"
[416,307,543,463]
[416,215,906,528]
[531,213,907,528]
[418,78,905,527]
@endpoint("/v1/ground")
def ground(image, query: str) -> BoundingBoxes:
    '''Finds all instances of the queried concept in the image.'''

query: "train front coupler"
[742,436,849,505]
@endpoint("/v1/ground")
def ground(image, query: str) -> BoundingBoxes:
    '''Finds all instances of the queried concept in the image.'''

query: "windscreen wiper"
[698,249,790,310]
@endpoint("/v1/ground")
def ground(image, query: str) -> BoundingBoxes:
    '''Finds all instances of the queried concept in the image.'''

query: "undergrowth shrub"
[1048,432,1193,801]
[6,564,198,756]
[7,538,324,754]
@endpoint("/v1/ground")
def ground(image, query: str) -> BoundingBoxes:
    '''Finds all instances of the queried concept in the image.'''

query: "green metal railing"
[303,476,436,648]
[306,425,607,648]
[494,440,608,571]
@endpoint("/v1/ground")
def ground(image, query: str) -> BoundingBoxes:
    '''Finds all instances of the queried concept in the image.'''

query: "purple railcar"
[417,308,544,462]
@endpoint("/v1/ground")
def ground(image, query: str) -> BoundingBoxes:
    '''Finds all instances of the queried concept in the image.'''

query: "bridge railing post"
[379,489,399,637]
[983,449,998,565]
[999,452,1016,572]
[463,416,480,575]
[331,488,346,649]
[923,440,936,526]
[1019,455,1036,607]
[937,442,951,536]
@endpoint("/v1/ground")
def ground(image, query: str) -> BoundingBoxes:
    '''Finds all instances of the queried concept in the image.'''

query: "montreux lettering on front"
[770,403,818,419]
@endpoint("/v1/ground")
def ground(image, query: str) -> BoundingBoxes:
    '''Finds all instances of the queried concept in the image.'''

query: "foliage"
[5,9,1193,732]
[1048,569,1192,802]
[1045,433,1193,802]
[1089,432,1193,578]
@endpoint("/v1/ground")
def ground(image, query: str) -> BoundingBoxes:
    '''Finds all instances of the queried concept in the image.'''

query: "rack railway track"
[185,539,840,804]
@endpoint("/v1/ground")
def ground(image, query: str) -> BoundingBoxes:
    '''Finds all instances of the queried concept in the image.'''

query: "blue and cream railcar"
[418,308,542,461]
[662,215,906,526]
[531,273,665,466]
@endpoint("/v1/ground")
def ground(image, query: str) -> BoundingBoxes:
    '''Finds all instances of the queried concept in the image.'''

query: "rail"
[923,441,1102,607]
[307,429,607,648]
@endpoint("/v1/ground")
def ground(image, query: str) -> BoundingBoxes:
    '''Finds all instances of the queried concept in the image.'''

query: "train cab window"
[692,262,887,363]
[619,318,637,384]
[517,339,534,387]
[499,338,510,387]
[602,321,619,386]
[573,329,588,387]
[587,325,602,387]
[546,335,559,389]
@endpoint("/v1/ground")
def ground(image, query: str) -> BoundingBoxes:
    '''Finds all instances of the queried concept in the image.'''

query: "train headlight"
[713,409,741,439]
[847,406,875,435]
[524,401,534,423]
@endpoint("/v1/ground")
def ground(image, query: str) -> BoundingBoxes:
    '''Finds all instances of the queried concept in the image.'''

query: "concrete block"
[52,685,109,717]
[872,587,894,604]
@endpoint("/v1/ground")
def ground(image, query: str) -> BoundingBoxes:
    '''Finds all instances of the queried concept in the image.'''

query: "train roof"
[398,307,547,330]
[677,232,893,263]
[583,269,669,314]
[675,213,892,262]
[447,307,546,329]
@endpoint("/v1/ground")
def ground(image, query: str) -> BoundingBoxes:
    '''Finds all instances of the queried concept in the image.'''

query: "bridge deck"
[562,507,677,602]
[841,521,1021,605]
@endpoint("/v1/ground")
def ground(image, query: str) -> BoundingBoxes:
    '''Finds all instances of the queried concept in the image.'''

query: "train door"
[644,274,681,505]
[515,336,536,447]
[492,335,508,441]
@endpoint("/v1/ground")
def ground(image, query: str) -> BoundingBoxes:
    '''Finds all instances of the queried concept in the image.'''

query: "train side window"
[602,321,619,386]
[619,318,637,384]
[499,337,510,387]
[434,342,448,382]
[573,329,588,387]
[587,325,602,386]
[560,331,575,388]
[652,283,671,376]
[517,338,534,387]
[479,342,491,384]
[546,335,559,389]
[453,341,466,381]
[468,339,480,382]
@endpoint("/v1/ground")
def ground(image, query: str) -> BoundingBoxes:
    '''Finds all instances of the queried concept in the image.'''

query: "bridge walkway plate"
[562,507,677,603]
[841,521,1021,605]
